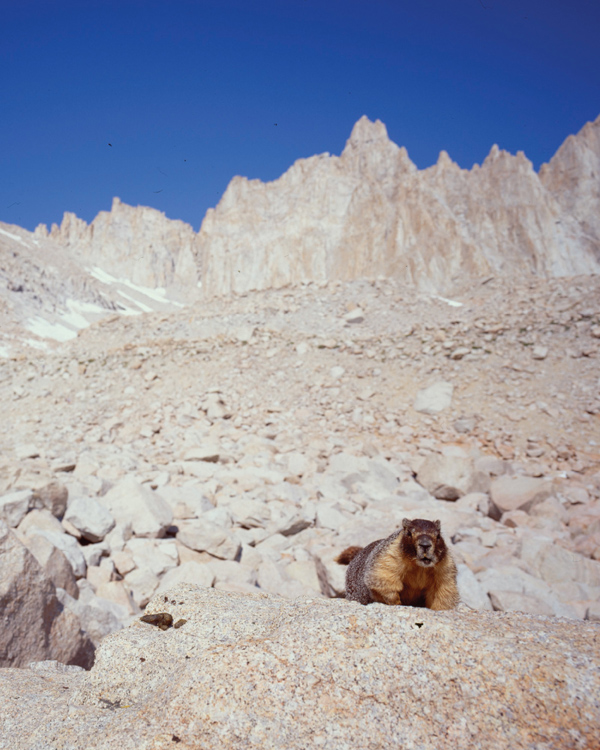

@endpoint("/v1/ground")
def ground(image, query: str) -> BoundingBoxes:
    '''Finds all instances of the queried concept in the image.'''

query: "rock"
[0,490,33,527]
[314,547,347,597]
[532,345,548,360]
[344,308,364,324]
[86,562,113,591]
[204,392,231,420]
[208,559,257,589]
[453,416,476,434]
[488,590,555,616]
[36,530,87,579]
[500,509,530,528]
[22,533,79,599]
[456,564,493,611]
[101,477,173,538]
[17,508,64,536]
[111,549,136,576]
[159,485,214,519]
[256,559,308,598]
[416,454,487,500]
[81,542,108,568]
[176,520,241,560]
[476,565,578,619]
[413,381,453,414]
[124,538,179,578]
[454,492,490,515]
[123,568,159,608]
[32,482,68,518]
[489,476,552,516]
[94,581,138,616]
[15,444,41,460]
[587,601,600,621]
[2,584,598,748]
[315,504,348,531]
[154,561,215,595]
[0,521,94,668]
[269,504,313,537]
[183,444,220,463]
[284,559,322,593]
[520,536,600,588]
[63,496,116,543]
[56,587,132,646]
[228,498,271,529]
[450,346,470,360]
[61,517,82,540]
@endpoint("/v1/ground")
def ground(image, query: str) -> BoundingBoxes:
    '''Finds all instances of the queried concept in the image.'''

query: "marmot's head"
[400,518,447,567]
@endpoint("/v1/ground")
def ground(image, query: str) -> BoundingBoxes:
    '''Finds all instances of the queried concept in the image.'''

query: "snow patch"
[27,317,78,342]
[89,266,186,307]
[26,338,49,351]
[90,266,118,284]
[432,295,463,308]
[117,290,153,313]
[114,302,143,316]
[60,299,106,329]
[0,227,27,245]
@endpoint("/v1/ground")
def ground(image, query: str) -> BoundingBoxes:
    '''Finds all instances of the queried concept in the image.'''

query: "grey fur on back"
[344,530,400,604]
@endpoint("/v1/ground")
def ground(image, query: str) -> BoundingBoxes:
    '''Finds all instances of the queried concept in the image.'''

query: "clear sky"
[2,0,599,233]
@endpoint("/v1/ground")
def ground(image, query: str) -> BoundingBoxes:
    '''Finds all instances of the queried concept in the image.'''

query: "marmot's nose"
[418,537,432,550]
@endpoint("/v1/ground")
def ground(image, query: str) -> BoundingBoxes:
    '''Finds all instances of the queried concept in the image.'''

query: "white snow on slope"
[61,299,107,329]
[0,227,27,245]
[432,294,463,308]
[27,317,77,342]
[90,266,186,307]
[117,290,152,313]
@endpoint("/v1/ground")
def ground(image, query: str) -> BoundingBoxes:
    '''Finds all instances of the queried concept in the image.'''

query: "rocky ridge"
[2,114,600,358]
[199,114,600,297]
[37,197,201,295]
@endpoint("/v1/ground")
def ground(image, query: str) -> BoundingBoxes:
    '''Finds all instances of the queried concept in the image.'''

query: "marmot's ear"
[402,518,412,531]
[434,520,441,531]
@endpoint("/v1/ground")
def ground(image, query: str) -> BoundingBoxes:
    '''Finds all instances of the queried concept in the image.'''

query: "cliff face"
[199,114,600,297]
[36,198,202,296]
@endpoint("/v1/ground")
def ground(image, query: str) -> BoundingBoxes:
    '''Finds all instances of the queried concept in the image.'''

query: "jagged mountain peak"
[199,113,600,297]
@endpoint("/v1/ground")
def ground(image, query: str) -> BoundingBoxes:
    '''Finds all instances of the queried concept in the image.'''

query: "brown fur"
[334,546,363,565]
[335,518,459,610]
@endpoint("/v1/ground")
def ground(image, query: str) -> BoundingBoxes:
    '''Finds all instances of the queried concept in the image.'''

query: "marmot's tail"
[335,546,363,565]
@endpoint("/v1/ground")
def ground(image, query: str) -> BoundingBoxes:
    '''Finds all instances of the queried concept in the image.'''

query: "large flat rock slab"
[1,584,599,749]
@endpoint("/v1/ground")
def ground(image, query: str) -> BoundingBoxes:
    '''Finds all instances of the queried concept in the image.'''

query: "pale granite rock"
[0,521,94,669]
[101,477,173,539]
[413,381,454,415]
[44,197,202,295]
[199,115,600,299]
[177,519,240,560]
[416,453,486,500]
[1,584,598,748]
[64,496,115,543]
[489,476,552,515]
[0,490,33,527]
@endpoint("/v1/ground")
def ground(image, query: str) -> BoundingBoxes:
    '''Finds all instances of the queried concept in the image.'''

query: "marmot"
[335,518,459,610]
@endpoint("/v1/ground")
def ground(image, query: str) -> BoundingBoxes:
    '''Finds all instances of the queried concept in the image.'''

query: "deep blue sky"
[2,0,599,232]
